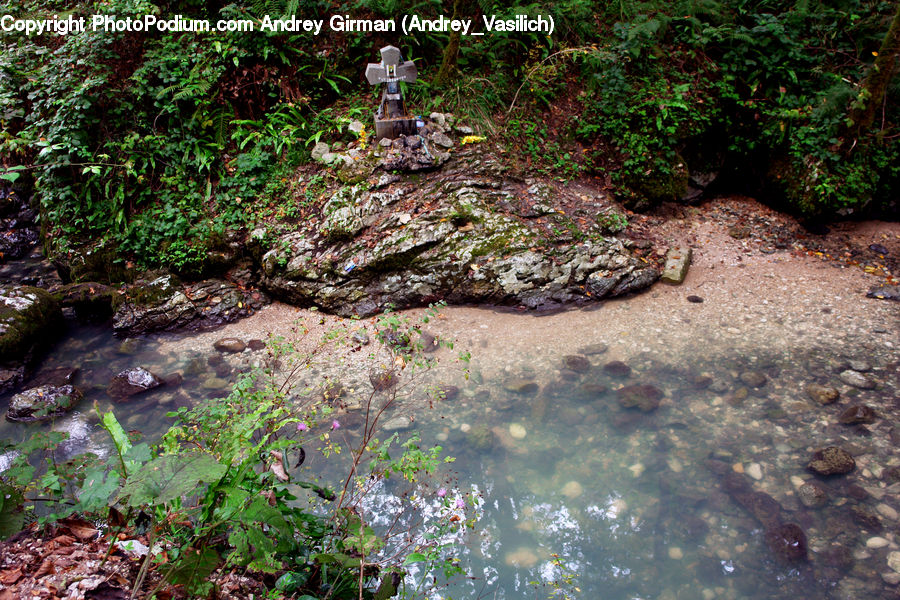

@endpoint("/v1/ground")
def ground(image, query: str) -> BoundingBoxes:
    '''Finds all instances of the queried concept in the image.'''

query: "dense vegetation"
[1,0,898,275]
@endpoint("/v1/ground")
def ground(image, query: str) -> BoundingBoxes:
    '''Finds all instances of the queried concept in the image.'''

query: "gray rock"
[113,277,266,336]
[260,182,656,317]
[660,246,692,285]
[577,343,608,355]
[847,360,871,372]
[455,125,474,135]
[383,416,412,431]
[867,284,900,301]
[213,337,246,353]
[603,361,631,377]
[805,383,839,405]
[107,367,163,400]
[838,369,876,389]
[7,384,82,422]
[798,482,827,508]
[617,384,663,412]
[370,368,399,391]
[429,112,447,127]
[432,132,453,148]
[311,142,330,162]
[348,120,365,136]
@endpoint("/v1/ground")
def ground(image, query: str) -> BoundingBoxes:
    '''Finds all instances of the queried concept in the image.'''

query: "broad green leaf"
[402,552,429,565]
[0,484,25,538]
[275,571,309,592]
[117,452,226,508]
[77,467,121,512]
[164,546,220,594]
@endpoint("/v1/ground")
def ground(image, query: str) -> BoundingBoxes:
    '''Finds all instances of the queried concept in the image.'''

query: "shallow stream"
[2,238,899,600]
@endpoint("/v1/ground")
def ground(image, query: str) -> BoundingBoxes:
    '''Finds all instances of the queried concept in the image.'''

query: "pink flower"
[331,419,341,430]
[455,498,465,509]
[297,422,308,432]
[437,488,447,498]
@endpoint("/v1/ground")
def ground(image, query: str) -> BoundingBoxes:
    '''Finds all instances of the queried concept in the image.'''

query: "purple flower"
[297,422,308,432]
[455,498,465,509]
[331,419,341,430]
[437,488,447,498]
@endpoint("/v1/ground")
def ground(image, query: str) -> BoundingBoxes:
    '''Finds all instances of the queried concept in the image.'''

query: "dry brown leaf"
[0,566,23,584]
[58,517,99,541]
[34,559,56,578]
[50,534,76,546]
[269,451,289,482]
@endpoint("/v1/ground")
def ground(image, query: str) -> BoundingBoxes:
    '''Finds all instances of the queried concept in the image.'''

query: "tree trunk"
[845,3,900,148]
[434,0,463,86]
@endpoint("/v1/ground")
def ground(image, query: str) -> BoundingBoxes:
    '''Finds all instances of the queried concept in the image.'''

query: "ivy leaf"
[117,453,226,508]
[402,552,429,565]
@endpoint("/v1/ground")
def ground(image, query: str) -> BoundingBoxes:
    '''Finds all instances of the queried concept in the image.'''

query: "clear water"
[2,284,898,600]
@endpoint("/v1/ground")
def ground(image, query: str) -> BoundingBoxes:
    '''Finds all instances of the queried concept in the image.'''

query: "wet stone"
[7,384,83,423]
[851,505,883,531]
[419,331,439,353]
[503,378,539,395]
[808,446,855,476]
[247,339,266,351]
[603,361,631,377]
[577,343,608,355]
[116,338,142,356]
[806,383,840,405]
[739,370,767,388]
[435,384,460,401]
[616,384,663,412]
[838,369,875,389]
[201,377,229,390]
[764,523,807,563]
[847,360,871,372]
[107,367,163,400]
[562,355,591,373]
[577,383,608,399]
[838,404,877,425]
[383,416,412,431]
[213,337,246,353]
[798,482,828,508]
[686,295,704,303]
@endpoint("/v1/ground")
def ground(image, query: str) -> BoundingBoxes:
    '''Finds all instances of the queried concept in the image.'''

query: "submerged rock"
[808,446,855,476]
[578,343,608,355]
[503,378,538,395]
[107,367,164,400]
[798,482,828,508]
[739,370,767,388]
[805,383,839,405]
[765,523,808,563]
[603,361,631,377]
[213,337,246,353]
[838,369,875,390]
[562,355,591,373]
[616,384,663,412]
[7,384,83,422]
[838,404,877,425]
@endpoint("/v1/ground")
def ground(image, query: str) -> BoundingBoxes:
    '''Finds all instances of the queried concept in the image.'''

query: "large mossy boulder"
[623,153,689,211]
[7,384,82,423]
[0,286,63,394]
[261,176,657,317]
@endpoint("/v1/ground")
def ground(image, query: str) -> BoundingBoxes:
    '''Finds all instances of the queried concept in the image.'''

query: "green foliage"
[1,307,475,598]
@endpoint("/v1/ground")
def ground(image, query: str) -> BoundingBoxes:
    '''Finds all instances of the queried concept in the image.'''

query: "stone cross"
[366,45,419,140]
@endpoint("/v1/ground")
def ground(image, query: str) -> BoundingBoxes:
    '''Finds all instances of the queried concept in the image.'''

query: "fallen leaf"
[0,567,22,584]
[34,559,56,578]
[59,517,99,541]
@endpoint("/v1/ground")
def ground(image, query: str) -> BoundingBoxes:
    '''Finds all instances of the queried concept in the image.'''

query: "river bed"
[2,218,899,600]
